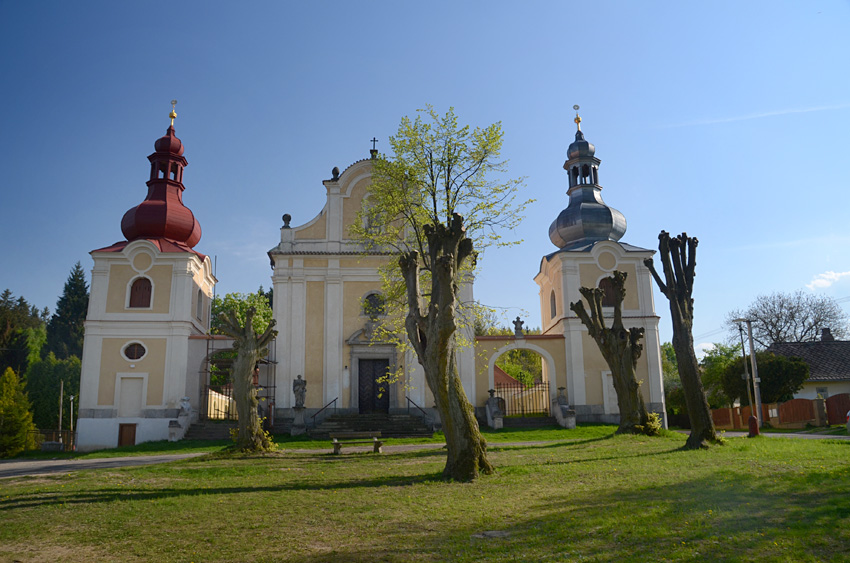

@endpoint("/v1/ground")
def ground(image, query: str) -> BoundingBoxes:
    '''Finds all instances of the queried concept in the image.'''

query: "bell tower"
[77,103,216,451]
[535,108,666,426]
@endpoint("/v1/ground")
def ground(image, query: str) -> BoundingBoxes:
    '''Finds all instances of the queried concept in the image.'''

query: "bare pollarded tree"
[728,290,848,348]
[644,231,720,449]
[570,271,650,434]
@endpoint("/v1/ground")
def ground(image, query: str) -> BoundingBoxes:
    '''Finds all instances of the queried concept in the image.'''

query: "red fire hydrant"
[747,415,760,438]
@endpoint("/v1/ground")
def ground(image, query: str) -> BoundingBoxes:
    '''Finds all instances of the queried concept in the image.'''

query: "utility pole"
[58,379,64,443]
[733,317,763,428]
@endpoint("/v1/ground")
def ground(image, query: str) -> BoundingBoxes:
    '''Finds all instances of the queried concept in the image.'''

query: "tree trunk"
[570,271,648,434]
[400,214,493,481]
[645,231,719,449]
[217,307,277,452]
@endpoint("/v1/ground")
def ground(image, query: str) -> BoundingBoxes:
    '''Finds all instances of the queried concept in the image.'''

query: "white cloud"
[806,271,850,290]
[695,342,716,361]
[662,103,850,129]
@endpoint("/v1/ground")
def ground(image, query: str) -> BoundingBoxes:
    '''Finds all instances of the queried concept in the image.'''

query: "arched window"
[598,278,617,308]
[196,289,204,320]
[363,292,385,320]
[550,291,557,319]
[129,277,152,308]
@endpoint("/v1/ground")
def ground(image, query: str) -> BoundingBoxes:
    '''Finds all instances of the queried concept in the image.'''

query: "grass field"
[2,426,849,562]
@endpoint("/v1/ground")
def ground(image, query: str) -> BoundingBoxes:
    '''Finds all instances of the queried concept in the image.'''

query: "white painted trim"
[115,373,149,416]
[601,370,618,414]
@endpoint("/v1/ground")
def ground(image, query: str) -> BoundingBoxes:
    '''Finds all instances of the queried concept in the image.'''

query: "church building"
[76,108,216,451]
[76,107,665,450]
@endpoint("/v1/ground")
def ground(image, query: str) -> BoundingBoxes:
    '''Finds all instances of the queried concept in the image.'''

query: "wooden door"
[118,423,136,447]
[358,359,390,414]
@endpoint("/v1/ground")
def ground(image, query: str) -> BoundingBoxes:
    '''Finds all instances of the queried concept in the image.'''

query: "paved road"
[719,431,850,440]
[3,432,848,479]
[0,453,206,479]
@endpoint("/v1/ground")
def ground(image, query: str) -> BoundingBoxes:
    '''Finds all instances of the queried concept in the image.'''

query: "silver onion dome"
[549,115,626,249]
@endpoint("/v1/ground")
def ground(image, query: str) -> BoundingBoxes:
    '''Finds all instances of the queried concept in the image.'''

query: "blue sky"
[1,1,849,351]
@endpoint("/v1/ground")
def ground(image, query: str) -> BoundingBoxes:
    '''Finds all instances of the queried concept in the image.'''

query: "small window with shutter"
[129,277,152,308]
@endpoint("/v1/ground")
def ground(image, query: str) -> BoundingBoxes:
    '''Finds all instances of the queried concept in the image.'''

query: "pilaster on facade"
[324,260,343,405]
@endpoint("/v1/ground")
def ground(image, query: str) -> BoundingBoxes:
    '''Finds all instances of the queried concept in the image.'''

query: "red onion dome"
[154,126,184,155]
[120,123,201,248]
[121,193,202,248]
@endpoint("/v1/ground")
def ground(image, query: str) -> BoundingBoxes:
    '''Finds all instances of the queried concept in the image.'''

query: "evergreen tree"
[0,367,37,457]
[0,289,47,376]
[26,353,81,430]
[46,262,89,360]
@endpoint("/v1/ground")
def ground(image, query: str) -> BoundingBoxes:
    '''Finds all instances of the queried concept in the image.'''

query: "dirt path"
[0,453,206,479]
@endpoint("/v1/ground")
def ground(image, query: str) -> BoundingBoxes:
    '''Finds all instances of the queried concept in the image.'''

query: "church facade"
[76,109,665,450]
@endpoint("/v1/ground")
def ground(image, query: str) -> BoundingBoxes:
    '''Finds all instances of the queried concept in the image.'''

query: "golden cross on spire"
[169,99,178,127]
[573,104,581,132]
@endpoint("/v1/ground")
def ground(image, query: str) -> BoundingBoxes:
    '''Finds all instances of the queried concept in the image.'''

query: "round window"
[124,342,146,361]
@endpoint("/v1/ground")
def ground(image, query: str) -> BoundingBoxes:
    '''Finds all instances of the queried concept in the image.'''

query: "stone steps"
[183,421,237,441]
[501,416,559,428]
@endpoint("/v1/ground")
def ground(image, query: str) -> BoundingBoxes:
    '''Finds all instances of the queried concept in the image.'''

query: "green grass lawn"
[2,426,848,562]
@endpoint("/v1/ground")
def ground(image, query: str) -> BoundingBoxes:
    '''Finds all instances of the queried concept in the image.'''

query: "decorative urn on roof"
[548,107,626,250]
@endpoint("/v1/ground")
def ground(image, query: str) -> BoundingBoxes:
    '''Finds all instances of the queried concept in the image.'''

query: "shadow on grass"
[415,467,850,562]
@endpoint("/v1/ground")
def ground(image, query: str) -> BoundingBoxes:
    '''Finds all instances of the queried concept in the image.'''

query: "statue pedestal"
[291,407,306,436]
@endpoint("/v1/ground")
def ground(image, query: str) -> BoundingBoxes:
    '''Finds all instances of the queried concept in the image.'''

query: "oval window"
[123,342,147,361]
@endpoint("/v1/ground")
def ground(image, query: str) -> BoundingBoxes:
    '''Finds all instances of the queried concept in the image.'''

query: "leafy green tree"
[661,342,686,417]
[497,348,542,383]
[351,106,529,481]
[0,289,48,376]
[0,367,37,457]
[25,353,81,430]
[216,307,277,452]
[211,291,274,336]
[46,262,89,360]
[699,343,740,408]
[721,352,809,405]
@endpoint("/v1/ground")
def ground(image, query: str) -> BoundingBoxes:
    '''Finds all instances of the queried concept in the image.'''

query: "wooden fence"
[711,394,847,430]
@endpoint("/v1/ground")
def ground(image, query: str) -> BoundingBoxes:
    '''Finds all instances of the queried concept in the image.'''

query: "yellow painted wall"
[295,211,327,239]
[343,281,381,339]
[340,256,389,269]
[97,338,167,406]
[305,281,325,406]
[582,335,609,405]
[105,264,173,314]
[341,178,370,239]
[303,258,329,268]
[578,262,639,309]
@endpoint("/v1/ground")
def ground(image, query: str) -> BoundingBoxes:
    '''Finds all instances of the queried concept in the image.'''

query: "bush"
[635,412,663,437]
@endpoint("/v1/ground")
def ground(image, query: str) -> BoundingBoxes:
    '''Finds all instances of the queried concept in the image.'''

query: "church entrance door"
[358,359,390,414]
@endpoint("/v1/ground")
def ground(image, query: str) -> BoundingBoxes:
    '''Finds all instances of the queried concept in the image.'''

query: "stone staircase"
[501,416,559,428]
[183,420,237,441]
[308,413,434,439]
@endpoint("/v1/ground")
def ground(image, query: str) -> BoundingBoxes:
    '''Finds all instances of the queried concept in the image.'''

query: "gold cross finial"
[169,99,178,126]
[573,104,581,132]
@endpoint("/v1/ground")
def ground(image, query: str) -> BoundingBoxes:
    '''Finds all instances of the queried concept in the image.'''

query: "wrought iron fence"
[27,429,77,451]
[494,381,550,417]
[201,384,276,422]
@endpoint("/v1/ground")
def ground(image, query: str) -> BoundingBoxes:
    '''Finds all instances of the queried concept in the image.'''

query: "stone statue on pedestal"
[293,374,306,408]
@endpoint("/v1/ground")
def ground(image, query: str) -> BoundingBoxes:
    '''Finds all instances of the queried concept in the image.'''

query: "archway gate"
[473,335,567,416]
